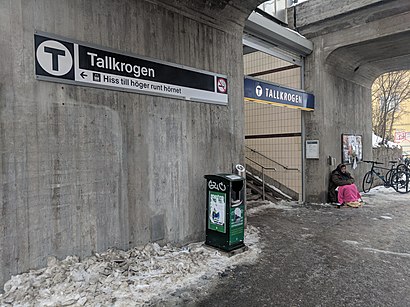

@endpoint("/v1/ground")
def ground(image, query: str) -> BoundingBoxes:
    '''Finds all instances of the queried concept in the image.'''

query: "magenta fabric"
[338,184,361,204]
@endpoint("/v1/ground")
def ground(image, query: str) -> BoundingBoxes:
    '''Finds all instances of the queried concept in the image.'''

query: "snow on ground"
[364,185,397,195]
[0,227,261,307]
[361,185,409,204]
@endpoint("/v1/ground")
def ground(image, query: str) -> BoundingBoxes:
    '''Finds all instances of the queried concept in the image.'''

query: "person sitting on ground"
[328,163,355,204]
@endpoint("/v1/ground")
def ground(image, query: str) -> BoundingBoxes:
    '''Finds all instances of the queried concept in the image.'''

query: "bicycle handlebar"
[362,160,384,165]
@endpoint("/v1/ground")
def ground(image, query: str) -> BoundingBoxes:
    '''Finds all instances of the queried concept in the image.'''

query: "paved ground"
[196,189,410,307]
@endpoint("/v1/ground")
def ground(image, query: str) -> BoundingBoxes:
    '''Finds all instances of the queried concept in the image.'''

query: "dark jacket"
[328,164,355,203]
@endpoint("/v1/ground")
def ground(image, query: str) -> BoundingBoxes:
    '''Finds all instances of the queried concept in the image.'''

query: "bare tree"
[372,71,410,144]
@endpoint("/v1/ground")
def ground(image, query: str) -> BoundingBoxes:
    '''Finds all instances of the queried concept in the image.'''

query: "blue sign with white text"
[244,77,314,111]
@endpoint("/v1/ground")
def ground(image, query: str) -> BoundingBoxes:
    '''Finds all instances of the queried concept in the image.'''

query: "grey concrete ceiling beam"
[291,0,410,86]
[245,11,313,56]
[155,0,269,31]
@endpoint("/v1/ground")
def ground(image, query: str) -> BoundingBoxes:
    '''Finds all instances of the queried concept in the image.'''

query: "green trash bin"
[204,173,245,251]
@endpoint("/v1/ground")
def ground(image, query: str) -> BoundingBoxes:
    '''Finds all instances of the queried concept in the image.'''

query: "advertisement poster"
[395,131,410,143]
[208,191,226,233]
[229,205,244,244]
[342,134,363,164]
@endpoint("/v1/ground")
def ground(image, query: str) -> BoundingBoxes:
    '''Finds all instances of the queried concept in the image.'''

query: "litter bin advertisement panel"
[208,191,226,233]
[229,204,244,244]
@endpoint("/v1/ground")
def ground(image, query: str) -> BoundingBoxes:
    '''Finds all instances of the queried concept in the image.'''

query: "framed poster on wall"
[342,134,363,164]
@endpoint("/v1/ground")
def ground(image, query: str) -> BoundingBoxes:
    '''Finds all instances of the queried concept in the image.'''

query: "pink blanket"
[338,184,361,204]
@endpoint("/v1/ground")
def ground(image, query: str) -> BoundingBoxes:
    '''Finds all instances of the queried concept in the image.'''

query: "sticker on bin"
[209,191,226,233]
[226,175,242,180]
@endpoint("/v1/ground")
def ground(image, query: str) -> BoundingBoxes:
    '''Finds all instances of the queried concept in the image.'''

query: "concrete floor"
[196,191,410,307]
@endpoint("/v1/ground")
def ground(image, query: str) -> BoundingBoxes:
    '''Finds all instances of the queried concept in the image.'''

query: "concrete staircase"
[246,171,293,203]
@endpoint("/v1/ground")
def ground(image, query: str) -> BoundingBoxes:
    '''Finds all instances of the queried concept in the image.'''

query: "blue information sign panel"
[244,77,314,111]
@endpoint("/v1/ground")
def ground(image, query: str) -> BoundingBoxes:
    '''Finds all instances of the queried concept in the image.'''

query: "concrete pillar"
[303,37,372,203]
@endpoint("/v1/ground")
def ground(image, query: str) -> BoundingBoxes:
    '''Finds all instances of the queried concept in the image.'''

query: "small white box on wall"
[306,140,319,159]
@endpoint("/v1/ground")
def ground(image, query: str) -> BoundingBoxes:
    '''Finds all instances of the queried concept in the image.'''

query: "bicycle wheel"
[385,169,395,187]
[362,171,374,193]
[397,163,409,173]
[391,171,410,194]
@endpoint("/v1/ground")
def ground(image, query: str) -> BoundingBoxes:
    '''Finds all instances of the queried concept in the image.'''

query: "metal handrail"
[245,157,277,171]
[245,146,299,171]
[245,146,299,200]
[245,156,277,201]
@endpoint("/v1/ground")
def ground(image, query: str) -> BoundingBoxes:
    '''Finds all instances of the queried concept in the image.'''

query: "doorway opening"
[244,51,303,201]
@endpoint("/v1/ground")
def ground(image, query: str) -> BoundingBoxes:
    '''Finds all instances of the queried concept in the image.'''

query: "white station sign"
[34,32,228,105]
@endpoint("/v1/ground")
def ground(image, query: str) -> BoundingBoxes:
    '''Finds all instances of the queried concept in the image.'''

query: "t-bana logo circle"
[255,85,263,97]
[36,40,73,76]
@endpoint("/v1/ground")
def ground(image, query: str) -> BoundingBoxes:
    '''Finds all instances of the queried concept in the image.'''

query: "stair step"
[246,194,261,201]
[246,180,279,203]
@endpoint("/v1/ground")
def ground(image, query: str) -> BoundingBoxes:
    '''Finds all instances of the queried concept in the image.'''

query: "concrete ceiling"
[155,0,267,29]
[289,0,410,87]
[156,0,409,87]
[326,30,410,87]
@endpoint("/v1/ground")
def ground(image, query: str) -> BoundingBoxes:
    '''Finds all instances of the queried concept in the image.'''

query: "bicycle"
[390,169,410,194]
[397,161,410,173]
[393,159,410,191]
[362,160,409,193]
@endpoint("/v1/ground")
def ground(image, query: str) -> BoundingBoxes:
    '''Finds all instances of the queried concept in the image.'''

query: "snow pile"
[365,185,396,194]
[289,0,309,7]
[247,200,298,215]
[0,227,261,306]
[372,132,401,148]
[307,202,334,208]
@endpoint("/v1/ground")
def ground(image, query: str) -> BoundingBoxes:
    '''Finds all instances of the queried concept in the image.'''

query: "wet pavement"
[196,189,410,307]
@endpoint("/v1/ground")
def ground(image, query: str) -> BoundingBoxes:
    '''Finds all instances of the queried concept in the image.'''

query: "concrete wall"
[373,147,403,167]
[289,0,385,29]
[0,0,253,288]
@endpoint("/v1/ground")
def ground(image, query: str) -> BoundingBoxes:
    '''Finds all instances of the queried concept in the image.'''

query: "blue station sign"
[244,77,314,111]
